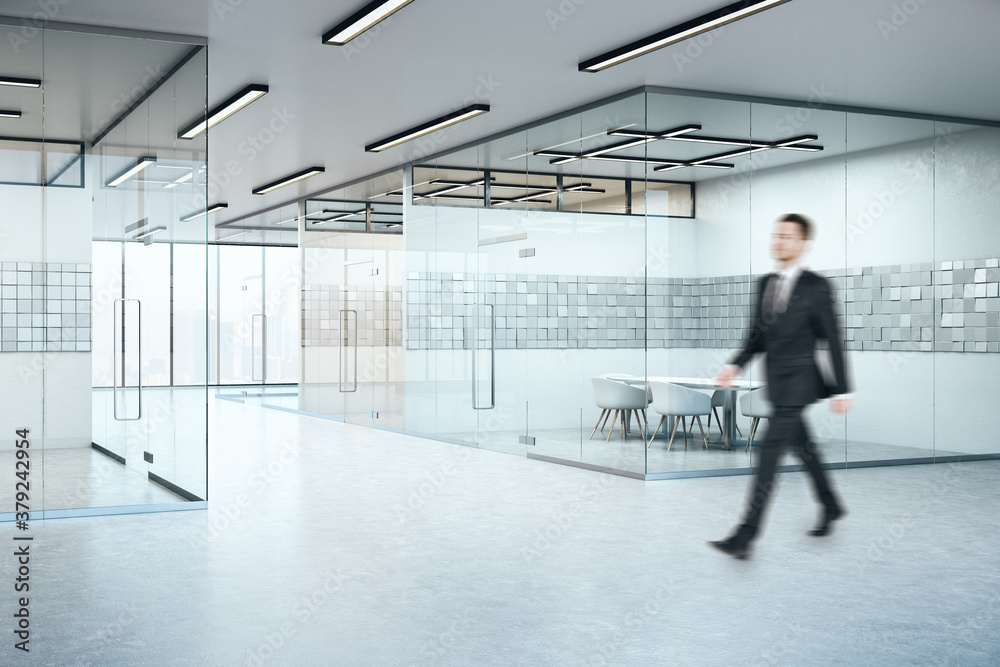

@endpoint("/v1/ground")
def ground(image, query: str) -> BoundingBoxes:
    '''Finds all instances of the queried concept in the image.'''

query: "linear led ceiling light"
[106,156,156,187]
[164,171,194,189]
[180,203,229,222]
[252,167,325,195]
[579,0,794,72]
[0,109,22,118]
[135,226,167,240]
[178,84,269,139]
[365,104,489,152]
[414,177,489,200]
[0,76,41,88]
[308,210,365,224]
[323,0,414,45]
[492,189,557,206]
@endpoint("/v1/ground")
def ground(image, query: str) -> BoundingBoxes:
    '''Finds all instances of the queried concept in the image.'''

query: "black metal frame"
[0,135,85,188]
[405,164,697,219]
[303,197,403,233]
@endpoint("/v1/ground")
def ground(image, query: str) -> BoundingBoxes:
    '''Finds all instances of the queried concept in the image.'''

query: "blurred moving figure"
[710,213,852,559]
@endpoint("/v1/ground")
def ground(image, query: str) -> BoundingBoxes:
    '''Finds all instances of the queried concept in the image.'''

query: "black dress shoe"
[708,538,751,559]
[809,505,846,536]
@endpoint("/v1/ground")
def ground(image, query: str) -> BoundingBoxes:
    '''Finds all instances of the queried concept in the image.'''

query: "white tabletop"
[612,375,764,390]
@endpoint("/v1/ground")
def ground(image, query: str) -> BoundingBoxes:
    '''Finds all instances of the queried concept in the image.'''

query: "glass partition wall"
[1,25,209,519]
[342,88,998,479]
[286,88,999,479]
[298,175,405,428]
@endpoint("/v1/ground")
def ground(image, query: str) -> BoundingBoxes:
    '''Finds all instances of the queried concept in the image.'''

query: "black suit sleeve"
[730,275,769,370]
[811,277,851,395]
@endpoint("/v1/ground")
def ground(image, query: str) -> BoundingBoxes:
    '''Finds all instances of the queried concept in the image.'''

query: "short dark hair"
[779,213,812,240]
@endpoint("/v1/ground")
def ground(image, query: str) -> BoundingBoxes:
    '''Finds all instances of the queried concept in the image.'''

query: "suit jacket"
[731,269,850,407]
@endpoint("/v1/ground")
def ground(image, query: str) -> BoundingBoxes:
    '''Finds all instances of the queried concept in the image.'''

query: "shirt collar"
[777,263,804,281]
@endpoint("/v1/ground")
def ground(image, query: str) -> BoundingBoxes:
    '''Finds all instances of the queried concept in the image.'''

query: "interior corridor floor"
[5,398,999,665]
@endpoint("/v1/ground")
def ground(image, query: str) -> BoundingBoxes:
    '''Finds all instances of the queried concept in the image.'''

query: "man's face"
[771,221,807,263]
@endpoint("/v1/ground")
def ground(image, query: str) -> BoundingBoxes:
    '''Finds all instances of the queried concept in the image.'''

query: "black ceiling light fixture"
[181,203,229,222]
[579,0,794,72]
[0,109,22,118]
[0,76,41,88]
[531,123,822,172]
[365,104,490,152]
[106,156,156,187]
[252,167,325,195]
[535,124,701,165]
[308,210,366,225]
[323,0,415,45]
[178,84,269,139]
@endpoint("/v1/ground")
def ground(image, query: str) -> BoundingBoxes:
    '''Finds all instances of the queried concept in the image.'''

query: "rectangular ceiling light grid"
[532,124,823,172]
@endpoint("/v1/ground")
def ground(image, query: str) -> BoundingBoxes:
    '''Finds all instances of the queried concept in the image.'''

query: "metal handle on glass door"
[113,298,142,421]
[472,303,495,410]
[339,309,358,393]
[251,314,266,382]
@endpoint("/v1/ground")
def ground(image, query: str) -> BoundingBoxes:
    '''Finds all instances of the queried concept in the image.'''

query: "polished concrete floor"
[9,398,1000,665]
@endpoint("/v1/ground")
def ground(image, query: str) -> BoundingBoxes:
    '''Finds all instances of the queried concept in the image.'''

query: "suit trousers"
[736,405,840,543]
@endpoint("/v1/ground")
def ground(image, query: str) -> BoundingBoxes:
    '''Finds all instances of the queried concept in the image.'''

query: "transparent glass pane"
[173,243,208,386]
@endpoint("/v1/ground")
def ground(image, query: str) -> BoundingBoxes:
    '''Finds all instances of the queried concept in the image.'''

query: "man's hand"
[831,397,852,414]
[716,365,738,388]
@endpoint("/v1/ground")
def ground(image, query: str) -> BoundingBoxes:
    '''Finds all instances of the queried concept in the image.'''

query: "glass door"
[341,233,376,426]
[218,245,265,387]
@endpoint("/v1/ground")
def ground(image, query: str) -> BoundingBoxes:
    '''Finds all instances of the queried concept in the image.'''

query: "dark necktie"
[766,274,786,317]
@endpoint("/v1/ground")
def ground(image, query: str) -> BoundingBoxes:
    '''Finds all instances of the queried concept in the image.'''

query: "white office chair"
[601,373,653,405]
[739,387,773,451]
[647,381,711,451]
[687,389,743,440]
[590,378,649,442]
[709,389,742,438]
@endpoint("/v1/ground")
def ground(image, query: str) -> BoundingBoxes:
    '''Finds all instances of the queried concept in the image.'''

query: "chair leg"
[681,417,688,449]
[620,411,627,440]
[606,410,620,442]
[667,417,681,451]
[647,415,666,448]
[696,415,708,449]
[589,408,608,440]
[639,409,649,436]
[599,409,612,433]
[745,417,758,452]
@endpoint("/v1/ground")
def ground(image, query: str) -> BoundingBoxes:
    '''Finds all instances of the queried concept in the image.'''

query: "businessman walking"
[710,213,851,559]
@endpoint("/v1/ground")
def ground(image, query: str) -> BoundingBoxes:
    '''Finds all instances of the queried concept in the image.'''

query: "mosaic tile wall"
[402,258,1000,353]
[302,284,403,347]
[0,262,91,352]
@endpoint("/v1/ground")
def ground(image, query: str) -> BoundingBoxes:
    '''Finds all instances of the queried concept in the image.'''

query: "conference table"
[613,376,764,450]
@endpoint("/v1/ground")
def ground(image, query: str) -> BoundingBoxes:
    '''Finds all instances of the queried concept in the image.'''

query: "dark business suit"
[730,269,850,543]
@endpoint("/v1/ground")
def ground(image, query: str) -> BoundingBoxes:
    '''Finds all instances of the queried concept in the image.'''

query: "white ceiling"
[1,0,999,225]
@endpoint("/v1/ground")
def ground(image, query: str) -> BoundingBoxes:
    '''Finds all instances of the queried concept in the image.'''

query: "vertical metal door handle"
[339,309,358,393]
[113,298,142,421]
[251,314,266,382]
[473,303,495,410]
